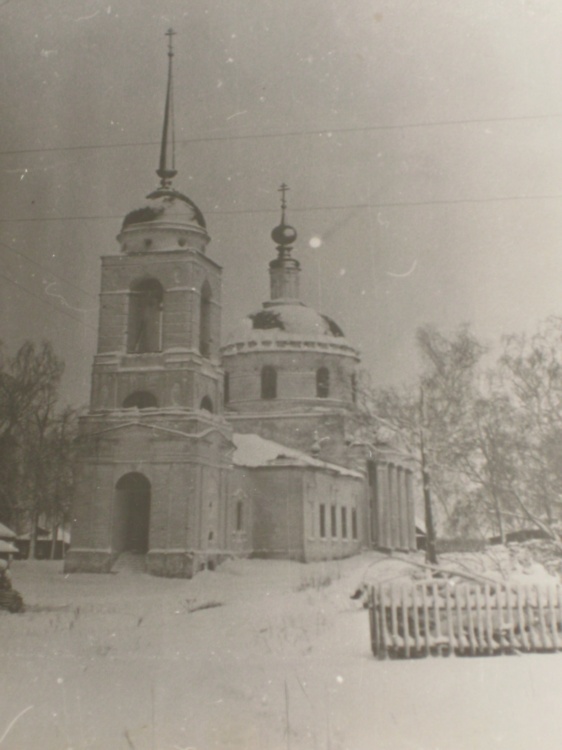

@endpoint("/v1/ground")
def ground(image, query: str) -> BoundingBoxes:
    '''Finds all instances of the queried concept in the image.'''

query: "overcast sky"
[2,0,562,406]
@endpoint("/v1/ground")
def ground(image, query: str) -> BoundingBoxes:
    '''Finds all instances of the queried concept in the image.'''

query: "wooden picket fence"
[368,580,562,659]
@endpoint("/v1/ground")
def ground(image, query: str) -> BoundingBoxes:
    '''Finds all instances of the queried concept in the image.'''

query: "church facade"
[64,34,416,578]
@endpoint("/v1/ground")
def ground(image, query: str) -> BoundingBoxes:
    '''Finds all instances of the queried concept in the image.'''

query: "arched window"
[122,391,158,409]
[199,280,212,358]
[316,367,330,398]
[224,371,230,405]
[127,278,164,353]
[235,500,243,531]
[261,366,277,400]
[200,396,214,413]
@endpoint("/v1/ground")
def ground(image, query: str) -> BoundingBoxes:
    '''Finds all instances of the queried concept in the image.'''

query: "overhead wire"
[1,192,562,226]
[0,111,561,157]
[2,111,560,224]
[1,111,560,320]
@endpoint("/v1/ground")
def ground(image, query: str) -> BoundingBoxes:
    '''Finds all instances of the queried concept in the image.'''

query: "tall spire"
[157,28,178,188]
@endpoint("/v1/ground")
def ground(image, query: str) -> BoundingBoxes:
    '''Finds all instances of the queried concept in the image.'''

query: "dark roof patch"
[321,315,345,337]
[249,310,285,331]
[122,206,165,229]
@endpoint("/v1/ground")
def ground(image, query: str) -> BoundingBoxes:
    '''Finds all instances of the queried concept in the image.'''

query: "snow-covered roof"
[232,433,362,478]
[223,302,357,350]
[0,522,15,540]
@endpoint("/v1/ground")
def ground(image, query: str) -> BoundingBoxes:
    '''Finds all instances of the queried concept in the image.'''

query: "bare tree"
[356,324,487,562]
[491,318,562,548]
[0,341,66,551]
[44,408,77,559]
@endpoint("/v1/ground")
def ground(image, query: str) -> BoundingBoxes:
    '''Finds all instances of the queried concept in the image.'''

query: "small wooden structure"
[368,580,562,659]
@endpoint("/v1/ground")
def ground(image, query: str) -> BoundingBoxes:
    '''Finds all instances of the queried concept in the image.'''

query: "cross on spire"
[165,27,176,56]
[278,183,289,223]
[157,28,178,187]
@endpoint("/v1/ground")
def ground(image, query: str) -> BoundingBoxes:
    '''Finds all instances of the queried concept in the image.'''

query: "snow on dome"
[225,302,345,344]
[122,188,206,230]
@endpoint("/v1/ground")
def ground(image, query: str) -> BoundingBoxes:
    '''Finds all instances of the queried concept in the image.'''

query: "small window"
[331,504,337,538]
[341,507,348,539]
[236,500,243,531]
[319,504,326,538]
[261,366,277,400]
[122,391,158,409]
[351,373,357,403]
[316,367,330,398]
[224,371,230,405]
[200,396,214,413]
[352,508,358,540]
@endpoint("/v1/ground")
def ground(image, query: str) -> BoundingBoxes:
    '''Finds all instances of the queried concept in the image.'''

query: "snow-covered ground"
[2,553,562,750]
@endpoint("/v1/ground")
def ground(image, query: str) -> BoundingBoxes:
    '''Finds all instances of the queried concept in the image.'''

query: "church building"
[64,32,416,577]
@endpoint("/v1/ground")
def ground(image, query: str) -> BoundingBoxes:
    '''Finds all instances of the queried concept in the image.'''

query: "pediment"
[84,420,189,441]
[80,419,232,447]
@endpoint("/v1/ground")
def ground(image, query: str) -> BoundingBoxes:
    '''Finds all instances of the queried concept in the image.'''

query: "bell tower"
[92,29,222,414]
[65,31,233,578]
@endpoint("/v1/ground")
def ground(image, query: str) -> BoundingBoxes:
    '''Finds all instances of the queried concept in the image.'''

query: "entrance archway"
[113,473,151,554]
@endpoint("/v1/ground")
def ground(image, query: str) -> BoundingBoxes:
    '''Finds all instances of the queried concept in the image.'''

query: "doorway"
[113,473,151,554]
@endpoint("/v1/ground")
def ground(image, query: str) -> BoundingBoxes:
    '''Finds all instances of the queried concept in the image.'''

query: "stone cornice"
[221,337,360,360]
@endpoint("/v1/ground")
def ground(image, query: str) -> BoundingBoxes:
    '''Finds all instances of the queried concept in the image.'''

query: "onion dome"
[270,183,298,252]
[271,185,297,248]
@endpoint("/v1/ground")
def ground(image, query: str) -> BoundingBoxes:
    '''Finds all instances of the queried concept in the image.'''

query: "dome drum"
[118,222,209,255]
[222,348,358,411]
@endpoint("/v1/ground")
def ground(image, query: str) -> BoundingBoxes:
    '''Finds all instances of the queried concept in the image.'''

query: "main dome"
[224,301,346,345]
[222,184,357,357]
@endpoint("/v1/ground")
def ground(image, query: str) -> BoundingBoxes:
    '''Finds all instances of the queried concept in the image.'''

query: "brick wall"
[97,251,222,356]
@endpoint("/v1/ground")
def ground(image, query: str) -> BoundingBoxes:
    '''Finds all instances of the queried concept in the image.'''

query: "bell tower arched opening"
[127,278,164,353]
[113,473,151,554]
[123,391,158,409]
[200,395,214,412]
